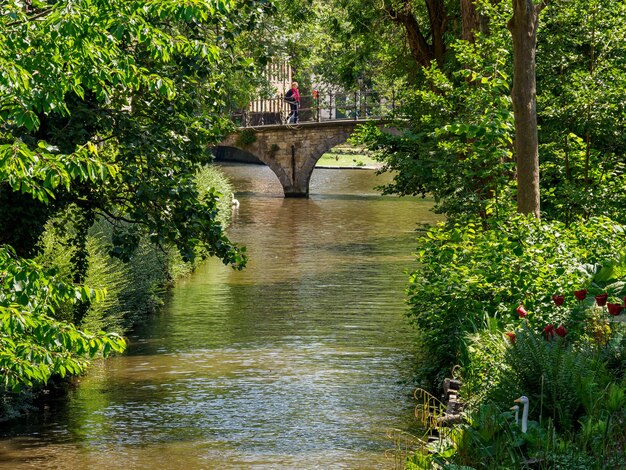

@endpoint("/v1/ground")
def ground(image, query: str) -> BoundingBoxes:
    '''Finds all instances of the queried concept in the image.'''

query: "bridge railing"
[233,90,401,127]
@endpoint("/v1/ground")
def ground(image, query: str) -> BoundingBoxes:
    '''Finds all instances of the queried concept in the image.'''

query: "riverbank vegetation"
[3,0,626,466]
[276,0,626,467]
[0,1,268,420]
[406,217,626,467]
[1,163,234,419]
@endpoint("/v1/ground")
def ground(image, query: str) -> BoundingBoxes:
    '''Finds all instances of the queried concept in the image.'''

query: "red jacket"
[286,87,300,105]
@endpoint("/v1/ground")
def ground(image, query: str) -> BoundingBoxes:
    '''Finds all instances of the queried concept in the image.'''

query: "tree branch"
[97,207,143,226]
[7,9,53,27]
[536,0,550,14]
[384,1,433,67]
[425,0,446,66]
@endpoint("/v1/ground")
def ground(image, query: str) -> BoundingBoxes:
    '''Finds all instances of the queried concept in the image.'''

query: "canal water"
[0,164,440,469]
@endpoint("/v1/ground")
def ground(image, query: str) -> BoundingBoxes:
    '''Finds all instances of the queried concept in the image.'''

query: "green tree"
[508,0,549,218]
[538,0,626,223]
[349,1,516,223]
[0,0,276,388]
[0,0,264,269]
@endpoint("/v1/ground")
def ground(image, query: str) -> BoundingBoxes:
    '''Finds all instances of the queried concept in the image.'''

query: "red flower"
[595,293,609,307]
[555,324,568,337]
[574,289,588,301]
[552,295,565,306]
[607,303,624,316]
[516,305,528,318]
[505,332,516,344]
[543,324,555,340]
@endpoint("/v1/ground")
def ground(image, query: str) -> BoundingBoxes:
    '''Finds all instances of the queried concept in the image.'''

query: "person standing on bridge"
[285,81,300,123]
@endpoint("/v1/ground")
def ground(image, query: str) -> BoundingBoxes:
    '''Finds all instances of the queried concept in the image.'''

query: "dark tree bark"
[386,0,446,68]
[395,5,433,67]
[507,0,548,218]
[426,0,446,66]
[387,1,497,68]
[460,0,480,42]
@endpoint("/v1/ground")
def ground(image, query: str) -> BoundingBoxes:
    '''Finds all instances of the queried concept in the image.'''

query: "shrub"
[86,219,173,330]
[0,246,126,394]
[195,164,234,228]
[35,164,235,332]
[418,323,626,469]
[408,215,626,388]
[501,325,607,431]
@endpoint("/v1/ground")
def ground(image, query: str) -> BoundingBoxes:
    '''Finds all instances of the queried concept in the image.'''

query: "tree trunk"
[426,0,446,66]
[397,8,433,67]
[508,0,547,218]
[460,0,480,42]
[387,0,446,69]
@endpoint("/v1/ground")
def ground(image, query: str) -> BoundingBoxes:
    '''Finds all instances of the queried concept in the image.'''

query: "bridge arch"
[219,121,372,197]
[214,145,294,192]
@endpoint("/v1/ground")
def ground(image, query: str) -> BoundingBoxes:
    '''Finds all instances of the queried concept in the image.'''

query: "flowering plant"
[607,303,623,316]
[574,289,588,301]
[595,293,609,306]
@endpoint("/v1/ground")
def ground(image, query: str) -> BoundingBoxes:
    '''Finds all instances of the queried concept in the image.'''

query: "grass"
[316,148,379,168]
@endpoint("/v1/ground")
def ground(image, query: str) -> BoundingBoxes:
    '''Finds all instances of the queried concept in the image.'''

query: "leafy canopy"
[0,0,279,388]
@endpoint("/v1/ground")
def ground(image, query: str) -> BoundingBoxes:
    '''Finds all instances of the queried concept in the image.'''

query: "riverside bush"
[1,165,235,421]
[0,246,126,421]
[408,215,626,388]
[37,164,235,332]
[37,213,175,332]
[412,324,626,469]
[406,214,626,468]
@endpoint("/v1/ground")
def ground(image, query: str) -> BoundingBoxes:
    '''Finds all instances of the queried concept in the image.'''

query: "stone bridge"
[217,120,389,197]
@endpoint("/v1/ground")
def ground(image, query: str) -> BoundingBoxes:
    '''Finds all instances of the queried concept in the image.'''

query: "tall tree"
[385,0,448,68]
[538,0,626,223]
[508,0,548,218]
[0,0,275,390]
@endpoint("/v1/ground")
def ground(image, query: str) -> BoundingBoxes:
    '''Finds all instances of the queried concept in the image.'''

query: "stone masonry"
[219,120,381,197]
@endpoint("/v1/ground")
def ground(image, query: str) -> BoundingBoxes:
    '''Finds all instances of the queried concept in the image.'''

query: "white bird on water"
[514,395,529,433]
[231,193,240,208]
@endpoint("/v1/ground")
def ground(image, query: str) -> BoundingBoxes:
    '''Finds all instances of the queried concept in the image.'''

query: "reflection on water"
[0,165,441,469]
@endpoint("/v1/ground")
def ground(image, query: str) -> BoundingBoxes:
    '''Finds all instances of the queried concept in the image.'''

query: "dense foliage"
[0,0,270,404]
[0,0,258,267]
[408,215,626,386]
[538,1,626,223]
[0,246,125,391]
[404,215,626,467]
[35,164,234,333]
[354,35,516,223]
